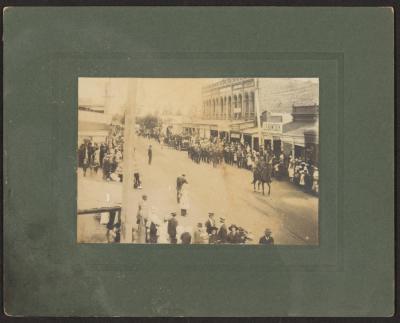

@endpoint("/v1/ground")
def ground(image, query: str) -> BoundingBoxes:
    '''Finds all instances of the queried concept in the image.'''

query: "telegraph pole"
[255,78,263,152]
[121,79,138,243]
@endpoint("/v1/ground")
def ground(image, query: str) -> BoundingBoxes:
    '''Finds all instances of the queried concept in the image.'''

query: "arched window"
[244,93,249,119]
[213,99,216,117]
[233,95,238,119]
[238,94,242,119]
[228,97,232,119]
[223,97,227,119]
[250,92,255,119]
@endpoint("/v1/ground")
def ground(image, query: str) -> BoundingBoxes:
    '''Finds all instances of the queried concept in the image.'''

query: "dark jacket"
[259,236,274,245]
[205,219,215,235]
[227,232,241,244]
[217,225,228,243]
[176,176,188,190]
[167,218,178,238]
[180,232,192,244]
[208,233,218,244]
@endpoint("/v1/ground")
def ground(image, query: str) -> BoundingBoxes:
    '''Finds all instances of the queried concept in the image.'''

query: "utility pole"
[255,78,263,152]
[121,79,138,243]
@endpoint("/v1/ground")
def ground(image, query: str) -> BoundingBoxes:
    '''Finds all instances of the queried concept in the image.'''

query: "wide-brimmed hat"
[229,224,238,231]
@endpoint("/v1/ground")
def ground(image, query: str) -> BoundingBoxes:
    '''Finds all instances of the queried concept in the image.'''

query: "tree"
[112,113,125,125]
[136,114,161,130]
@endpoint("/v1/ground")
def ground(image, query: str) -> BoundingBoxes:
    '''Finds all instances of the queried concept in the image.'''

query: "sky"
[78,77,319,116]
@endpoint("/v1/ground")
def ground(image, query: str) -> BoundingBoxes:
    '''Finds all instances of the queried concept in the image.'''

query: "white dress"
[299,170,306,186]
[179,186,190,211]
[288,164,294,178]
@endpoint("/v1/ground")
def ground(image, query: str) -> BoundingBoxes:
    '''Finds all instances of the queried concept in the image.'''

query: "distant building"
[201,78,257,121]
[160,115,189,135]
[78,105,112,144]
[291,103,319,122]
[78,81,113,145]
[182,78,259,140]
[280,104,319,164]
[180,79,319,161]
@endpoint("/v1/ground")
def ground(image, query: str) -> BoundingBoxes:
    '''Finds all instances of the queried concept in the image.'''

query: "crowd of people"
[128,193,274,245]
[80,124,317,244]
[78,123,127,182]
[159,132,319,195]
[136,127,319,195]
[78,140,125,182]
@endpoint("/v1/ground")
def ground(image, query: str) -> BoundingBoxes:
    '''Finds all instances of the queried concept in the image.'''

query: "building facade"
[181,79,319,164]
[78,105,112,145]
[201,78,257,121]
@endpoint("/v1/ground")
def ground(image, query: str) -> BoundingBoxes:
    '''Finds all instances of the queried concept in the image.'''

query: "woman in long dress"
[288,161,295,182]
[136,196,149,243]
[92,148,100,174]
[179,184,190,216]
[312,167,319,194]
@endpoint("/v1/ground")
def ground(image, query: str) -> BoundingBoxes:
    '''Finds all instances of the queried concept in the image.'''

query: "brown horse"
[252,161,272,196]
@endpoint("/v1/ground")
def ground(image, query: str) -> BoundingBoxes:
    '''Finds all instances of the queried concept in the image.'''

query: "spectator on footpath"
[312,166,319,194]
[167,212,178,244]
[147,207,161,244]
[193,223,208,244]
[237,227,248,244]
[136,194,149,243]
[217,218,228,244]
[227,224,241,244]
[208,226,219,244]
[205,212,216,235]
[109,223,121,243]
[259,228,274,245]
[288,160,295,183]
[180,229,192,245]
[106,209,120,243]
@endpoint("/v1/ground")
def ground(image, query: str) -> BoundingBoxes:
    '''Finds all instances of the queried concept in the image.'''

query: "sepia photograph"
[77,77,319,245]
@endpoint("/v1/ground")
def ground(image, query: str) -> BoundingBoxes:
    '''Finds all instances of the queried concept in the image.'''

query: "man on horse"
[252,156,272,196]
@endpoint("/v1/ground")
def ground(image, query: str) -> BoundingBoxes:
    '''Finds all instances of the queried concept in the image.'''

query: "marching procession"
[138,129,319,196]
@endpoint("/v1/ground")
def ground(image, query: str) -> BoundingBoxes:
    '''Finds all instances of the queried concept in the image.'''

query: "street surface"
[77,136,318,245]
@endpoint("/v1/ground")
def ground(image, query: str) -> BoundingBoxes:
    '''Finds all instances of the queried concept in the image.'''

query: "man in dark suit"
[217,218,228,244]
[259,228,274,245]
[167,212,178,244]
[205,212,216,235]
